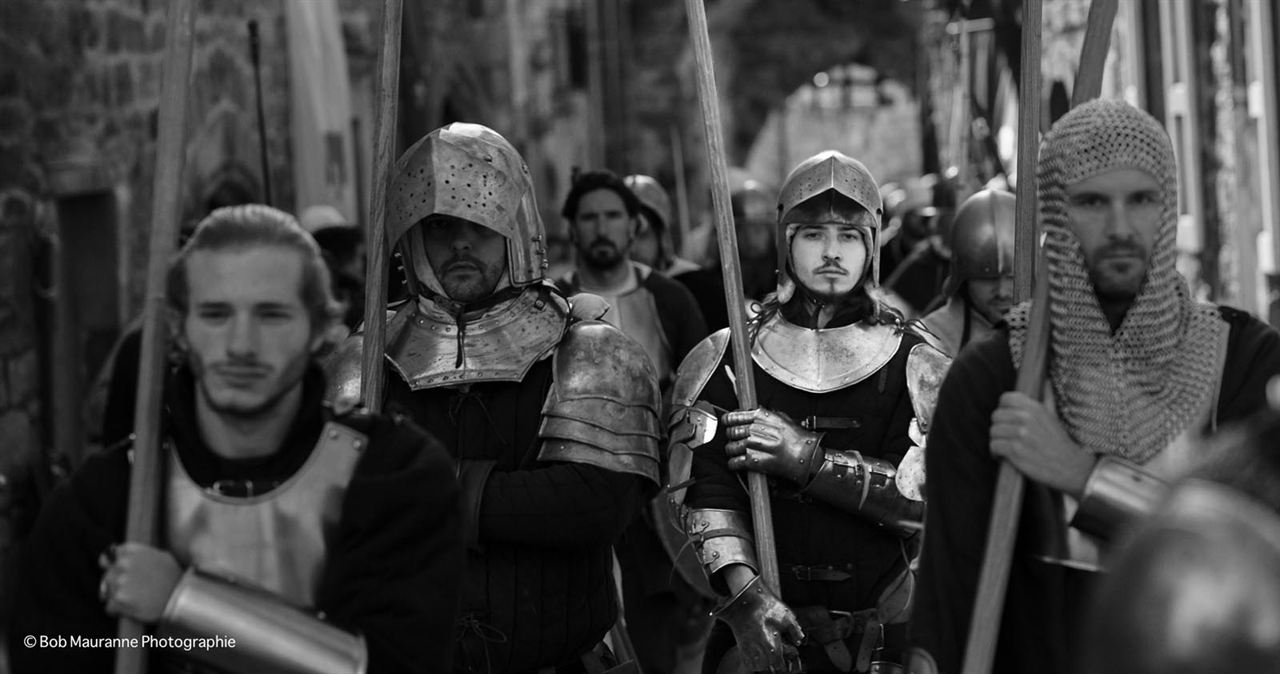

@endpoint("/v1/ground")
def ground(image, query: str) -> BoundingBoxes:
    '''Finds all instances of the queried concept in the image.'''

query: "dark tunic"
[909,306,1280,674]
[9,367,463,674]
[385,351,646,673]
[684,305,924,671]
[883,241,949,316]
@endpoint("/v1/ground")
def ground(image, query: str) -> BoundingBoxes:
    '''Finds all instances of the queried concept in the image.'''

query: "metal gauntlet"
[1072,455,1166,541]
[684,508,758,581]
[159,568,367,674]
[801,450,923,536]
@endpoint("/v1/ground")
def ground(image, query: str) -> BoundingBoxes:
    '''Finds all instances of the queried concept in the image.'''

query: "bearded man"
[907,99,1280,674]
[669,151,947,673]
[328,125,662,673]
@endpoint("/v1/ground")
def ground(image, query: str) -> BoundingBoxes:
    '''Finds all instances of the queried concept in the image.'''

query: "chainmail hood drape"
[1008,99,1226,464]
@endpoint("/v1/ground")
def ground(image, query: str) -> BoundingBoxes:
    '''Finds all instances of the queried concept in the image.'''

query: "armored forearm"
[800,450,923,536]
[684,508,758,592]
[159,568,366,674]
[1071,455,1166,540]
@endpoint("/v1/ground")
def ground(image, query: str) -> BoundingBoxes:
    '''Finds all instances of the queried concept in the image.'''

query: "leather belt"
[783,563,853,582]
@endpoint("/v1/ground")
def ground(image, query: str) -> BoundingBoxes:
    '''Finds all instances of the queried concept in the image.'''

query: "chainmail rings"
[1009,99,1227,464]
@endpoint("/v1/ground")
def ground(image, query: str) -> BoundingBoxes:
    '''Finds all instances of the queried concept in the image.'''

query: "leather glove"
[714,574,806,673]
[724,408,825,485]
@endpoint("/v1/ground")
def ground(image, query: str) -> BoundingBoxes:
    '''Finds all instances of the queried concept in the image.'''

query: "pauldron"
[536,320,662,486]
[752,315,902,394]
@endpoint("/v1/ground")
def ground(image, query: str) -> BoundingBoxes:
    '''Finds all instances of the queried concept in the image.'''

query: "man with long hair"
[668,151,947,673]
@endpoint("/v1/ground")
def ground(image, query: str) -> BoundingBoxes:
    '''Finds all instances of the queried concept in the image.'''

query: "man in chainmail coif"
[905,99,1280,674]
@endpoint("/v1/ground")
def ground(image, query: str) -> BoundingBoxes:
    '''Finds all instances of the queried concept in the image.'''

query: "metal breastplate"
[165,421,364,608]
[386,286,569,389]
[751,314,902,393]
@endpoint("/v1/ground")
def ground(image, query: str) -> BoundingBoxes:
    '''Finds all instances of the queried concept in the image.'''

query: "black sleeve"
[683,363,750,513]
[907,335,1014,673]
[650,275,710,365]
[1216,307,1280,424]
[8,451,129,674]
[315,415,464,674]
[477,464,644,548]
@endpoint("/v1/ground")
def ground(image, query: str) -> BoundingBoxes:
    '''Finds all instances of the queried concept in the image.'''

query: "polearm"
[683,0,780,591]
[359,0,403,413]
[960,1,1117,672]
[248,19,273,206]
[117,0,197,672]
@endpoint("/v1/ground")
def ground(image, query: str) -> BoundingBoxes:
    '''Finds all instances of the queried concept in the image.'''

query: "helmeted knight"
[326,123,662,672]
[668,150,948,674]
[917,188,1016,357]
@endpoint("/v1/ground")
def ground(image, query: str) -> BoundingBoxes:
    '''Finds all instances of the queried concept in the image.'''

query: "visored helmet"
[942,189,1015,297]
[388,123,548,296]
[775,151,882,300]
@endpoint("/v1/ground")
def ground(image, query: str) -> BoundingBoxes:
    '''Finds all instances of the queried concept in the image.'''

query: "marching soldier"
[328,123,662,672]
[907,100,1280,674]
[669,151,947,673]
[625,174,701,277]
[10,205,463,673]
[917,189,1016,357]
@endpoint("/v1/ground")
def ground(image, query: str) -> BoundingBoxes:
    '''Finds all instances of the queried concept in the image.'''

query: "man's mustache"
[442,256,483,273]
[589,238,618,250]
[813,264,848,275]
[1099,241,1145,259]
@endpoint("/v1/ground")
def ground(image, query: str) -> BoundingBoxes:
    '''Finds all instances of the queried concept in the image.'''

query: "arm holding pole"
[959,2,1117,673]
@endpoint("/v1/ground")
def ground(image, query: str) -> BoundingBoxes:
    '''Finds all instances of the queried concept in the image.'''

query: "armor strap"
[1072,455,1167,541]
[801,450,924,537]
[160,568,367,674]
[684,508,758,578]
[457,460,497,549]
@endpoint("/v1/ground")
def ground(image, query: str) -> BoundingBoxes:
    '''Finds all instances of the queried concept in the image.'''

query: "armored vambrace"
[159,568,367,674]
[684,508,758,581]
[1071,455,1166,541]
[801,450,923,537]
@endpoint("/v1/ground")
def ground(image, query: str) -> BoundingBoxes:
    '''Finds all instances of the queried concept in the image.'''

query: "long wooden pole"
[359,0,403,414]
[248,20,273,206]
[683,0,780,592]
[961,2,1116,672]
[117,1,197,672]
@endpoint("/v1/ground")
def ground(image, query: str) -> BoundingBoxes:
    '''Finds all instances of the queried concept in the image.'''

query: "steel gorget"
[752,314,902,393]
[386,285,569,389]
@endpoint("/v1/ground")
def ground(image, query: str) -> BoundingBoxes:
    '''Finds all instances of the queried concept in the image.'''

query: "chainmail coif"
[1008,99,1227,464]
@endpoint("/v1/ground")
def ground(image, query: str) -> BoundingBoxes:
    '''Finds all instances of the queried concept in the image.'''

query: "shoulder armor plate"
[752,317,902,393]
[906,342,951,434]
[671,329,731,408]
[537,320,663,485]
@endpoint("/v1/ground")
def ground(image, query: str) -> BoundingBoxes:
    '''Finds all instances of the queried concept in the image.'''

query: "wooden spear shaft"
[961,1,1116,672]
[117,0,197,672]
[359,0,403,414]
[683,0,780,592]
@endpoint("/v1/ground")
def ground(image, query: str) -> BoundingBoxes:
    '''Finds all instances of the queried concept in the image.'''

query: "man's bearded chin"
[583,240,624,269]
